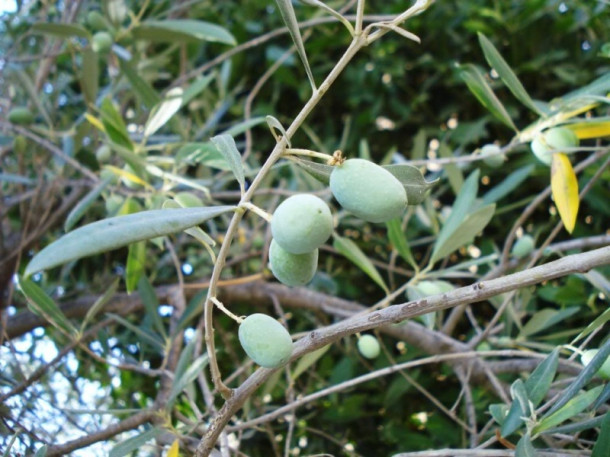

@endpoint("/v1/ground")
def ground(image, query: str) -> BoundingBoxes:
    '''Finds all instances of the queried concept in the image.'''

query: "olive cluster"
[238,157,405,368]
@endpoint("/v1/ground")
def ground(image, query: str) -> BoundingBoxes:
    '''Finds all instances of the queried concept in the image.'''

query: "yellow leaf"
[85,113,106,133]
[104,165,152,189]
[166,439,179,457]
[565,120,610,139]
[551,153,579,233]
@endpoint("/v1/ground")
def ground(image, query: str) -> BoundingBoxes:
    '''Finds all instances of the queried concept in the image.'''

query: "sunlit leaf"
[383,164,438,205]
[25,206,235,276]
[144,87,184,138]
[109,427,160,457]
[168,354,209,406]
[551,153,579,233]
[458,63,517,131]
[386,218,417,270]
[333,234,388,294]
[125,241,146,294]
[274,0,316,90]
[482,165,535,205]
[166,440,179,457]
[565,119,610,139]
[533,385,603,434]
[210,134,246,194]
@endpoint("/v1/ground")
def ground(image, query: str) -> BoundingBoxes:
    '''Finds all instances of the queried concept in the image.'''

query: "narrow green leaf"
[501,349,559,437]
[107,313,164,350]
[438,142,463,194]
[34,445,47,457]
[175,290,207,335]
[546,338,610,416]
[515,434,537,457]
[173,336,197,384]
[333,234,388,294]
[386,218,417,270]
[109,427,160,457]
[294,158,333,184]
[100,98,133,151]
[458,63,517,131]
[144,87,184,138]
[210,134,245,194]
[274,0,316,90]
[31,22,90,39]
[80,278,120,333]
[125,241,146,294]
[137,276,167,339]
[18,277,78,338]
[431,169,479,261]
[175,142,231,170]
[64,175,113,232]
[525,348,559,406]
[482,165,535,205]
[119,59,160,107]
[591,415,610,457]
[181,74,215,107]
[542,414,605,435]
[593,382,610,410]
[25,206,235,276]
[292,345,330,381]
[478,33,545,116]
[383,164,438,205]
[431,204,495,265]
[0,173,35,185]
[534,385,604,434]
[511,379,531,417]
[266,115,291,146]
[519,307,580,338]
[162,199,216,248]
[132,20,236,45]
[489,403,508,426]
[81,48,99,106]
[221,117,266,138]
[299,0,354,34]
[167,354,209,407]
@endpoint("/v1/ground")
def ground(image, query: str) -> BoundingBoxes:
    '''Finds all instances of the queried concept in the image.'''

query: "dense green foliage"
[1,1,609,456]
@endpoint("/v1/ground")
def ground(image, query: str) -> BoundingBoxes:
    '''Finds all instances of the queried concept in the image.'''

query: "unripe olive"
[480,144,505,168]
[511,235,535,259]
[357,334,380,359]
[530,127,579,165]
[330,158,407,223]
[8,107,34,125]
[87,11,108,31]
[238,313,293,368]
[92,31,113,53]
[580,349,610,380]
[13,135,27,154]
[95,144,112,162]
[271,194,333,254]
[269,239,318,287]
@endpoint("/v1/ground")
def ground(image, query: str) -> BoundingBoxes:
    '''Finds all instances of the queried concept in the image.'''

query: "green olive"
[330,158,407,223]
[357,334,380,359]
[511,235,535,259]
[238,313,293,368]
[271,194,333,254]
[480,144,505,168]
[530,127,579,166]
[8,107,34,125]
[92,31,113,53]
[269,239,318,287]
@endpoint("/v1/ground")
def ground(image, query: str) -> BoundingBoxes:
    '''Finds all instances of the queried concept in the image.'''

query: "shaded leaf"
[25,206,235,276]
[81,48,99,106]
[109,427,160,457]
[292,345,330,381]
[458,63,517,131]
[515,434,537,457]
[294,158,333,184]
[107,313,164,350]
[591,412,610,457]
[132,20,236,45]
[299,0,354,34]
[33,445,47,457]
[483,165,535,205]
[18,277,78,338]
[168,354,208,406]
[125,241,146,294]
[210,134,246,194]
[65,175,113,232]
[546,338,610,416]
[81,278,120,333]
[478,33,545,116]
[31,22,90,39]
[431,204,495,265]
[137,276,167,339]
[519,307,580,338]
[119,59,160,108]
[266,115,291,146]
[100,98,133,151]
[534,385,603,434]
[573,307,610,344]
[383,164,437,205]
[551,153,579,233]
[175,142,231,170]
[274,0,316,90]
[386,218,417,270]
[333,234,388,294]
[489,403,508,426]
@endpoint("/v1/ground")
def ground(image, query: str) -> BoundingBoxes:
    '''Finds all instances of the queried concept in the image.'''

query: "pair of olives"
[268,158,408,287]
[531,127,579,165]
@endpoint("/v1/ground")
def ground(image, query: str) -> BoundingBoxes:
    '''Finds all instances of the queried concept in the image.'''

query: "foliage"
[1,1,609,456]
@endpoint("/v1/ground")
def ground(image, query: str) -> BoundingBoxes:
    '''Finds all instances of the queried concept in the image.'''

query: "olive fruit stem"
[240,202,273,222]
[210,297,244,324]
[283,148,334,162]
[355,0,365,36]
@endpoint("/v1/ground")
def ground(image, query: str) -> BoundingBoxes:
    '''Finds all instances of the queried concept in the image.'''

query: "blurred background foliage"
[1,0,609,456]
